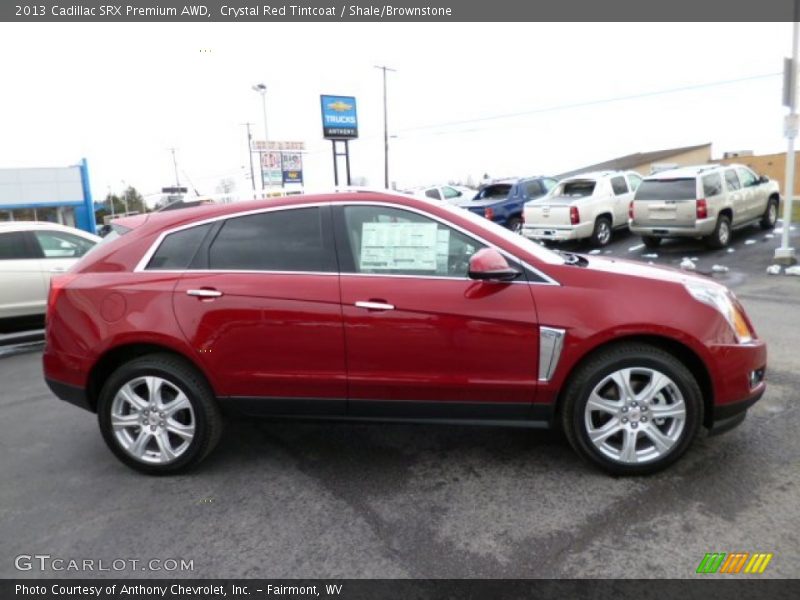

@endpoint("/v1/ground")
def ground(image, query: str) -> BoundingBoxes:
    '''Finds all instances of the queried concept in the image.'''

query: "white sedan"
[0,222,100,322]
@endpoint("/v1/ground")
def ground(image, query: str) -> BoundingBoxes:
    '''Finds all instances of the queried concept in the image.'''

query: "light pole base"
[774,246,798,265]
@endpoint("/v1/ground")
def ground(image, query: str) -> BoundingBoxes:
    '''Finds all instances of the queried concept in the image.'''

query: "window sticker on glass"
[360,222,438,271]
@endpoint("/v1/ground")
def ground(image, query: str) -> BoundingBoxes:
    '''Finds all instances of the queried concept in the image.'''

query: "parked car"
[461,176,557,233]
[522,171,643,247]
[403,185,476,204]
[629,164,780,249]
[43,191,766,476]
[0,222,99,328]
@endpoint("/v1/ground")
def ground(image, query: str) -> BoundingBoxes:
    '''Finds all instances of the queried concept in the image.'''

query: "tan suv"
[629,164,780,249]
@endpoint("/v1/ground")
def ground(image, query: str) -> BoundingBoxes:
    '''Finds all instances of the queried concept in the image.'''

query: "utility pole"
[252,84,270,192]
[241,122,256,199]
[375,65,396,189]
[169,148,181,188]
[777,2,800,264]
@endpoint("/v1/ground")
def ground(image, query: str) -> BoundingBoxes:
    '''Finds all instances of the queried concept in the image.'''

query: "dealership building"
[0,159,96,233]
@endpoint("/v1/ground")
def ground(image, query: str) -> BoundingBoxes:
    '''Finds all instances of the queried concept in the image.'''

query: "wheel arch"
[86,343,214,412]
[555,334,715,429]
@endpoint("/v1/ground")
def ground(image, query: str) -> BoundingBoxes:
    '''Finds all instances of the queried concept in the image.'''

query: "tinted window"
[0,231,36,260]
[737,168,757,187]
[610,176,629,196]
[342,205,484,278]
[209,208,333,272]
[627,173,643,191]
[147,224,211,270]
[425,188,442,200]
[702,173,723,197]
[474,184,512,200]
[725,170,741,191]
[634,179,696,201]
[33,231,95,258]
[525,180,544,198]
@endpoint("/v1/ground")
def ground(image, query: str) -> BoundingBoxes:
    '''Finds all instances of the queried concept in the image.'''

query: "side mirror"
[468,248,520,282]
[759,175,769,184]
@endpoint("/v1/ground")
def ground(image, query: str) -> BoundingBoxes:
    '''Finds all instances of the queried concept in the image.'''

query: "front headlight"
[684,282,753,343]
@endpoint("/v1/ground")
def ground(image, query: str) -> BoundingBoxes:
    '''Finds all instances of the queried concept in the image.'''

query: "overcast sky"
[0,22,793,202]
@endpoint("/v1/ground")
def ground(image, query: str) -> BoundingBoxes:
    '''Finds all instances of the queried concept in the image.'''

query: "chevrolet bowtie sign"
[321,94,359,140]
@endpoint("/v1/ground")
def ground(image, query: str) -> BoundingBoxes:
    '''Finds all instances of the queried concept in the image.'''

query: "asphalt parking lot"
[1,222,798,579]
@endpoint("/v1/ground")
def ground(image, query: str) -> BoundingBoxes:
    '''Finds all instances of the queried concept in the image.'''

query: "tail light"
[484,207,495,220]
[696,198,708,219]
[47,274,78,318]
[628,200,634,220]
[569,206,580,225]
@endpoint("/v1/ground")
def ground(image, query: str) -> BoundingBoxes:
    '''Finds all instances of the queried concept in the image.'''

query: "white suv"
[629,164,780,248]
[522,171,642,247]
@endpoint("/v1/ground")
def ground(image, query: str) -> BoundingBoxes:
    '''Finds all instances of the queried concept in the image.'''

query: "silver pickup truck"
[629,164,780,249]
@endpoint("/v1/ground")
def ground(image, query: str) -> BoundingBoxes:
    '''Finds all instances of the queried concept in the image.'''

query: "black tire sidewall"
[97,357,215,474]
[708,215,731,248]
[507,217,523,234]
[566,350,702,475]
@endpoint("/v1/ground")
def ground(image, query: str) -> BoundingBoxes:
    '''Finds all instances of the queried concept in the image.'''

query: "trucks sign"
[321,95,358,139]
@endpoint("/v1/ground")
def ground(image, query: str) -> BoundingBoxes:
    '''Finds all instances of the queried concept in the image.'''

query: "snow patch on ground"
[767,265,782,275]
[680,258,696,270]
[786,266,800,276]
[745,240,757,245]
[711,265,729,273]
[588,249,601,255]
[628,244,645,252]
[642,253,658,258]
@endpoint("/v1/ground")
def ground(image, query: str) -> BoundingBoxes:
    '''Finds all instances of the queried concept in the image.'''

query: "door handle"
[355,300,395,311]
[50,266,67,273]
[186,289,223,298]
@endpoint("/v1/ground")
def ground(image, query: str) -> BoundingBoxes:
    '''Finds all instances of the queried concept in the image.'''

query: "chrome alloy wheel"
[596,221,611,245]
[110,376,196,464]
[583,367,686,465]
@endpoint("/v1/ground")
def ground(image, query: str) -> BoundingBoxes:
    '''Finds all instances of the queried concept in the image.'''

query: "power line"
[397,71,782,135]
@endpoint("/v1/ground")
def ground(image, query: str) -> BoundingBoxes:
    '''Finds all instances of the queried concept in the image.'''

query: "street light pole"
[241,122,256,199]
[375,65,396,189]
[252,84,270,193]
[777,4,800,264]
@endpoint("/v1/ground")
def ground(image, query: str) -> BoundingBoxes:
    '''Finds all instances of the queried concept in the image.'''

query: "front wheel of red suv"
[561,344,703,476]
[97,353,222,474]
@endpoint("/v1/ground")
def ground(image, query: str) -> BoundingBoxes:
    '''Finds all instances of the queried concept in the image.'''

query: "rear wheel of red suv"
[97,353,222,474]
[561,344,703,475]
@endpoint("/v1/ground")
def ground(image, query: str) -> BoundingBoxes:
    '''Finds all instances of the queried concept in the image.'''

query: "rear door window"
[702,173,723,197]
[634,179,697,201]
[208,207,335,272]
[610,176,629,196]
[558,180,596,198]
[725,170,741,191]
[0,231,38,260]
[525,180,544,198]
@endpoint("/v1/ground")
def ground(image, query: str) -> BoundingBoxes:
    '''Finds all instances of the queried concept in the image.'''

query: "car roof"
[0,221,99,238]
[559,170,631,182]
[112,190,425,233]
[646,165,724,179]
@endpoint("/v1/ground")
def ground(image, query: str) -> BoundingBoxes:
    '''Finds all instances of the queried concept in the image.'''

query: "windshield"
[635,179,697,201]
[438,202,564,265]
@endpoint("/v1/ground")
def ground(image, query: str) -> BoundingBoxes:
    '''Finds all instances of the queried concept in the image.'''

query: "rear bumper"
[522,222,593,241]
[629,217,716,238]
[45,377,93,412]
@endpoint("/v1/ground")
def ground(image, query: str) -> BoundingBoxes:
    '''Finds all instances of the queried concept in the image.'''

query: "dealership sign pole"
[321,95,358,186]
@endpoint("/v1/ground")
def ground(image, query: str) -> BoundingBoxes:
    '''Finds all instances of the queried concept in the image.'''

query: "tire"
[642,235,662,250]
[561,343,703,476]
[591,217,612,247]
[97,353,222,474]
[760,197,779,230]
[506,217,523,235]
[706,214,731,249]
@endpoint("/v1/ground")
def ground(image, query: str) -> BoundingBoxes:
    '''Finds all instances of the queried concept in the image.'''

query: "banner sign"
[260,151,282,185]
[282,153,303,184]
[251,140,305,152]
[321,95,358,139]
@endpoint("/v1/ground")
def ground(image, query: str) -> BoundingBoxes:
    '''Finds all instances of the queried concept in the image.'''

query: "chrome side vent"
[539,327,566,382]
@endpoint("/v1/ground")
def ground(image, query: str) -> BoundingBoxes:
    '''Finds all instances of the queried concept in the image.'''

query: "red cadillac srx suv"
[43,192,767,475]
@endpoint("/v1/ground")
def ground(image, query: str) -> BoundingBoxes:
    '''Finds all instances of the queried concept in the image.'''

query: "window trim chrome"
[133,200,560,286]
